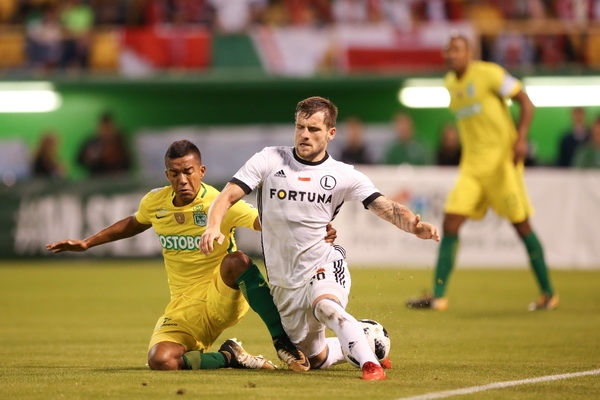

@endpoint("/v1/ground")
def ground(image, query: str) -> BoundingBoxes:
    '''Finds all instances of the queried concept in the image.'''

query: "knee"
[147,343,183,371]
[220,251,253,287]
[513,219,532,237]
[313,298,344,325]
[442,214,464,235]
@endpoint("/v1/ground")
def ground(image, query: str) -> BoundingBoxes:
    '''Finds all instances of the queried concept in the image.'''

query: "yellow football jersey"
[444,61,522,176]
[135,183,258,299]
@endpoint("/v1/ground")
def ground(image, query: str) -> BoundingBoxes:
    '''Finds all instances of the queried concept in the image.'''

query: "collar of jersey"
[169,183,208,205]
[292,147,330,166]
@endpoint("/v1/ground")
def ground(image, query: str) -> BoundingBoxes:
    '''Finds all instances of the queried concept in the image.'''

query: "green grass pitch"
[1,260,599,400]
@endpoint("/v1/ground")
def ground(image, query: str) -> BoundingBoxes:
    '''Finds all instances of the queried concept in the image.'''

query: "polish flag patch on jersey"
[298,177,311,181]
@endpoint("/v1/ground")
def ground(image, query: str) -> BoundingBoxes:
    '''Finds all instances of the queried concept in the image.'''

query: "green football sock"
[182,351,226,370]
[522,232,554,296]
[433,235,459,298]
[236,263,285,339]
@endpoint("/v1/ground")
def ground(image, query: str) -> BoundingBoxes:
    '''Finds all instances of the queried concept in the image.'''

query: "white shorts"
[270,259,351,358]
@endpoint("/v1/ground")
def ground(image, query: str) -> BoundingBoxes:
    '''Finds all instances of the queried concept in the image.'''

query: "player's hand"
[200,227,225,255]
[46,240,89,253]
[513,137,528,165]
[411,214,440,242]
[324,222,337,245]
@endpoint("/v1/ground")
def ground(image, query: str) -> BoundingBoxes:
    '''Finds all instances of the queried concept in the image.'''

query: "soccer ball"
[343,318,391,368]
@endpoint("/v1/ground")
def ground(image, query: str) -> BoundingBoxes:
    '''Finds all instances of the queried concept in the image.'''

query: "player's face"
[444,37,470,75]
[165,154,206,207]
[294,111,336,162]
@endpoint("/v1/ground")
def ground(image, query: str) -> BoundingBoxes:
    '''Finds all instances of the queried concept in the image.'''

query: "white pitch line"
[395,369,600,400]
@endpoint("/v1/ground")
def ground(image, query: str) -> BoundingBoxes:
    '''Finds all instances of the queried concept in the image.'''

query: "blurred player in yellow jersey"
[406,34,558,312]
[47,140,336,371]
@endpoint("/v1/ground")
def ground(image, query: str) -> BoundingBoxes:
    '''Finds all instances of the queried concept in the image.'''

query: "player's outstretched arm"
[46,216,151,253]
[200,182,247,255]
[367,196,440,241]
[512,89,535,165]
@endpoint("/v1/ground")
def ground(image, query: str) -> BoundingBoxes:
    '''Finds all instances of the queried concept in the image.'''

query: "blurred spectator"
[77,112,132,176]
[339,116,372,165]
[530,0,577,66]
[32,130,66,179]
[91,0,127,25]
[556,106,590,167]
[24,3,63,73]
[331,0,369,24]
[594,0,600,20]
[572,116,600,169]
[58,0,95,71]
[142,0,215,26]
[282,0,333,26]
[411,0,450,22]
[382,112,433,165]
[435,122,461,166]
[208,0,268,33]
[491,31,535,68]
[372,0,416,28]
[0,0,17,22]
[173,0,216,26]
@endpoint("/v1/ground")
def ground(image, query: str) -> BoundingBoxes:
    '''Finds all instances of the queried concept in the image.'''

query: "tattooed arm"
[367,196,440,241]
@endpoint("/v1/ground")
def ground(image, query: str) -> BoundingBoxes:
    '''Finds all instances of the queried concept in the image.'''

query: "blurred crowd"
[337,107,600,170]
[0,0,599,72]
[29,111,132,181]
[2,0,599,29]
[21,105,600,185]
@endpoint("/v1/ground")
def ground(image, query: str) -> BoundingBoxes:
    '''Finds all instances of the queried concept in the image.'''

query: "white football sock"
[313,298,378,367]
[313,337,345,369]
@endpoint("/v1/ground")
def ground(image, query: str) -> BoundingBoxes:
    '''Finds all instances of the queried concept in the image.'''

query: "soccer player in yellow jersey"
[406,34,558,312]
[47,140,334,371]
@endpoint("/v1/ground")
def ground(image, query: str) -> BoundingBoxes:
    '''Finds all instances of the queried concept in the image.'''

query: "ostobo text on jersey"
[158,234,201,250]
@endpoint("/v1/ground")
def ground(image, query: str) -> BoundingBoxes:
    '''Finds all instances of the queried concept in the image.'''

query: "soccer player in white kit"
[200,96,440,380]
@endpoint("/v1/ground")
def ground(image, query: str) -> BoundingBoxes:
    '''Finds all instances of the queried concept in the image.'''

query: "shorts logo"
[309,261,346,287]
[174,212,185,224]
[310,267,326,285]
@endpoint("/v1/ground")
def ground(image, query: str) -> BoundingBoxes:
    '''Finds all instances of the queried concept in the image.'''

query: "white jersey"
[232,146,382,288]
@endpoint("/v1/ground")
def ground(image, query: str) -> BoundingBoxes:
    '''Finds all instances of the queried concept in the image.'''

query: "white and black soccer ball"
[343,318,391,368]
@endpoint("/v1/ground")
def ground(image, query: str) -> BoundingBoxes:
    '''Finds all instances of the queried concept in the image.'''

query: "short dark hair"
[447,32,470,49]
[295,96,338,128]
[165,140,202,166]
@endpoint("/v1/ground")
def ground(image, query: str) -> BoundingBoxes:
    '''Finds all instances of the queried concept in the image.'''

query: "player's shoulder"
[327,155,356,171]
[139,186,171,208]
[199,182,219,196]
[328,157,373,182]
[251,145,293,161]
[269,146,293,157]
[144,185,171,199]
[473,60,505,75]
[260,145,290,153]
[443,70,455,83]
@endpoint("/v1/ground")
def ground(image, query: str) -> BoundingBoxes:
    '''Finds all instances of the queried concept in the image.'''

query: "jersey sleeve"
[488,63,522,99]
[232,147,270,193]
[223,199,259,231]
[346,168,382,208]
[134,191,153,225]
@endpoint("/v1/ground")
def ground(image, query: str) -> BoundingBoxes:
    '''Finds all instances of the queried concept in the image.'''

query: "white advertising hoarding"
[237,167,600,269]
